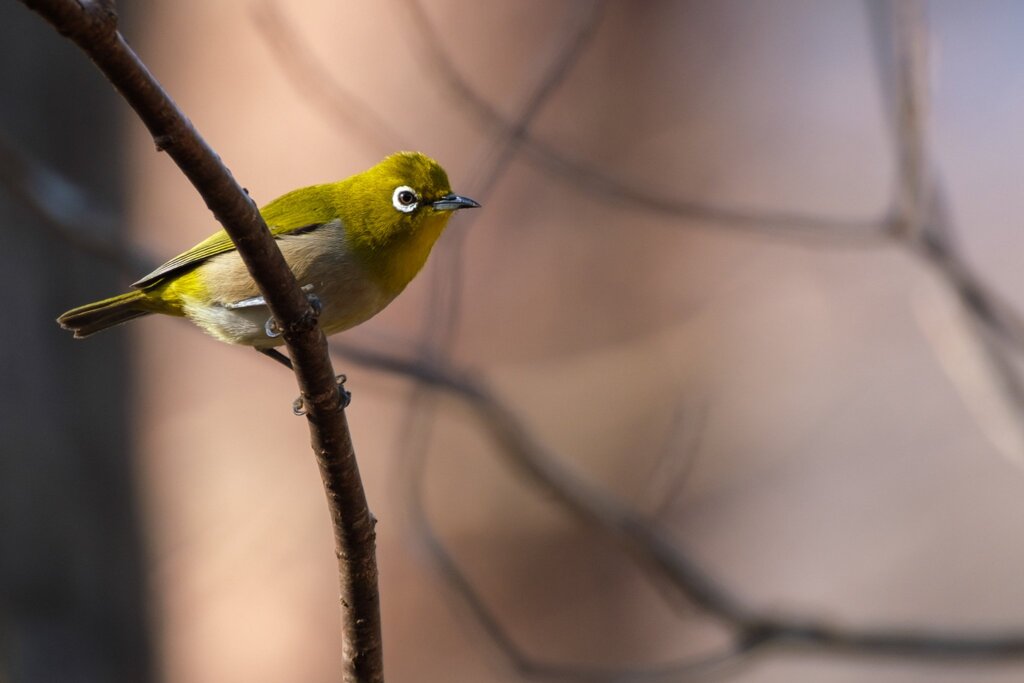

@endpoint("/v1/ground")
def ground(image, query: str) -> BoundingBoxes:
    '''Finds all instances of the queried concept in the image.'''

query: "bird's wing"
[133,229,243,288]
[132,184,339,290]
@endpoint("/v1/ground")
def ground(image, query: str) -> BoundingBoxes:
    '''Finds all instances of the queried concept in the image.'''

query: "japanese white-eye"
[57,152,479,349]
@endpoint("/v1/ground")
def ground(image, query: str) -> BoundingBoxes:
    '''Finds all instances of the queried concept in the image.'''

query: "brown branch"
[18,2,382,681]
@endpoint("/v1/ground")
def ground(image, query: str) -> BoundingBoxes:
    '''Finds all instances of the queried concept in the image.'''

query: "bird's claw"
[265,317,282,338]
[336,374,352,409]
[306,291,323,317]
[292,374,351,416]
[264,286,321,339]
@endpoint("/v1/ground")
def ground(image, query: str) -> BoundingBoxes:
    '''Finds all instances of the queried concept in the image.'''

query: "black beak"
[432,193,481,211]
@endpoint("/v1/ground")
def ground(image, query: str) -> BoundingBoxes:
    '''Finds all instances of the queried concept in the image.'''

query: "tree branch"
[18,2,382,681]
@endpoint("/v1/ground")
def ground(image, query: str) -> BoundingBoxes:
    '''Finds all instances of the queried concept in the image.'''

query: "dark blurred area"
[0,3,153,682]
[4,1,1024,683]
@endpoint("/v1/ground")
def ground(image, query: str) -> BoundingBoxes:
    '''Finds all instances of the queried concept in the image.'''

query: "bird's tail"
[57,290,155,338]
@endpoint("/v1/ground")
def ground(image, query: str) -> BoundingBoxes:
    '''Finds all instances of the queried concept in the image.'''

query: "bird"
[57,152,479,371]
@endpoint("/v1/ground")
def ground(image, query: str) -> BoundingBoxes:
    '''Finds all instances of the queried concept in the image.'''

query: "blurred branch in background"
[399,0,892,247]
[331,342,1024,681]
[327,0,1024,678]
[396,0,1024,675]
[866,0,1024,465]
[418,0,608,359]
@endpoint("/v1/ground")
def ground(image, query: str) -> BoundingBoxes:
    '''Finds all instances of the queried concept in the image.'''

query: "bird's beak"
[432,193,481,211]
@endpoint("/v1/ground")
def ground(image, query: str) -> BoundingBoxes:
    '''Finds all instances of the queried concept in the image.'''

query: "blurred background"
[3,1,1024,681]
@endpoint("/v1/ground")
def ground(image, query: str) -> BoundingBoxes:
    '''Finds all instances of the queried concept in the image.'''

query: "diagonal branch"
[18,2,382,681]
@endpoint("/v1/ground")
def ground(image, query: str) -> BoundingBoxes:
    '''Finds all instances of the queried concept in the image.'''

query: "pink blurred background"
[4,1,1024,682]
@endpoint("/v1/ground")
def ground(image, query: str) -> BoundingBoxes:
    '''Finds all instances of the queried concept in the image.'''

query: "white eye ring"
[392,185,419,213]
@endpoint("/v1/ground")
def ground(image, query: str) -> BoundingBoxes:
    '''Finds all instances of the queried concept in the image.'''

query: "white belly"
[180,282,393,348]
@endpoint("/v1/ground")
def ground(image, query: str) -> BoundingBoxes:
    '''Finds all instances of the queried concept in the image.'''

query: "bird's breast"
[277,221,397,334]
[176,220,399,347]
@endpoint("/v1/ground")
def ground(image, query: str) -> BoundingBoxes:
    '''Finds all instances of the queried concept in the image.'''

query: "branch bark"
[18,2,382,681]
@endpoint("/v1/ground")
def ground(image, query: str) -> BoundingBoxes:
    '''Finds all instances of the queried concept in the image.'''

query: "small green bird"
[58,152,479,356]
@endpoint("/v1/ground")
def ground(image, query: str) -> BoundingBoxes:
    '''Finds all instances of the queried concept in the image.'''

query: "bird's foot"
[292,374,351,417]
[263,287,322,339]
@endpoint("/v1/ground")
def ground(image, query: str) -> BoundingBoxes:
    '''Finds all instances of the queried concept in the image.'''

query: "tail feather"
[57,290,155,338]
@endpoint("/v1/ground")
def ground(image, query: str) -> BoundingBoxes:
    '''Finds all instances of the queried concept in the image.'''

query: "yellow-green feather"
[57,289,160,337]
[330,152,455,295]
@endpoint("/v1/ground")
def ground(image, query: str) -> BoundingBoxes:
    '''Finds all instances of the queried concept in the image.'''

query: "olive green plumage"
[57,152,479,348]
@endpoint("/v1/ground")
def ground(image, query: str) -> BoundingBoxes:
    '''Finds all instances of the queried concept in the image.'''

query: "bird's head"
[342,151,479,248]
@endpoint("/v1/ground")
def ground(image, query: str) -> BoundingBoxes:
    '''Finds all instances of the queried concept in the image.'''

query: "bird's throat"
[360,213,450,296]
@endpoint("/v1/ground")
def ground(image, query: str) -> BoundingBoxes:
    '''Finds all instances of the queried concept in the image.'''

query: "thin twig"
[18,2,382,681]
[865,0,1024,458]
[886,0,932,241]
[868,0,1024,344]
[641,401,708,522]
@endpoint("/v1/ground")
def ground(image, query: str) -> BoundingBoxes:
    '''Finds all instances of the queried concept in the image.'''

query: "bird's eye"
[392,185,419,213]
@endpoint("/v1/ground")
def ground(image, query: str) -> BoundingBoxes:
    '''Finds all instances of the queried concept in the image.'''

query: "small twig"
[866,0,1024,460]
[915,204,1024,353]
[886,0,932,241]
[640,401,708,522]
[18,2,382,681]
